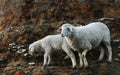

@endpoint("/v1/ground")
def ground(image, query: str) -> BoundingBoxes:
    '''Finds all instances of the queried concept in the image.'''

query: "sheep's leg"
[43,52,48,68]
[103,41,112,62]
[105,43,112,62]
[64,55,70,60]
[107,46,112,62]
[47,54,51,66]
[66,50,77,68]
[63,47,77,68]
[78,52,83,68]
[82,49,89,68]
[98,47,105,61]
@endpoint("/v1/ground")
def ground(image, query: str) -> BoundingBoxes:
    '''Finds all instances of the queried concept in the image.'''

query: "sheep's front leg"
[78,52,83,68]
[82,49,89,68]
[43,52,48,68]
[47,54,51,66]
[63,47,77,68]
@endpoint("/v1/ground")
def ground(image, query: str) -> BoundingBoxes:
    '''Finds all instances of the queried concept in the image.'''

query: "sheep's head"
[28,45,34,56]
[29,44,43,57]
[60,23,73,37]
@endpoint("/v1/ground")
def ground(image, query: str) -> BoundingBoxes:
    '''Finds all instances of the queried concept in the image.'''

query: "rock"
[17,45,26,49]
[112,39,120,43]
[0,53,8,67]
[113,58,120,61]
[28,62,35,66]
[14,70,24,75]
[0,26,4,31]
[9,43,16,46]
[17,49,26,54]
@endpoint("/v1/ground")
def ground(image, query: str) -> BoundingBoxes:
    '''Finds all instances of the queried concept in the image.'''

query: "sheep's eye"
[67,28,70,31]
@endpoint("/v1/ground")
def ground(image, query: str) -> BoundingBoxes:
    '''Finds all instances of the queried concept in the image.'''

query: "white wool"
[61,22,112,68]
[29,34,77,68]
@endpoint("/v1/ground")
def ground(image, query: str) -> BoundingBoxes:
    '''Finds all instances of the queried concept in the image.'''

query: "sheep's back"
[79,22,110,48]
[41,35,63,50]
[67,22,110,50]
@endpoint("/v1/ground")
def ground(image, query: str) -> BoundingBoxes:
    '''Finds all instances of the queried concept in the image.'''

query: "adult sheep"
[29,34,77,68]
[59,22,112,68]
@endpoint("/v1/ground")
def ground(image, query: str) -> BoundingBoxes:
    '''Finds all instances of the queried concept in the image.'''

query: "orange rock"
[50,22,57,29]
[59,73,68,75]
[0,41,7,47]
[0,53,3,57]
[12,17,20,24]
[39,13,45,18]
[0,25,4,31]
[110,12,116,17]
[21,39,27,45]
[18,36,24,41]
[117,8,120,12]
[31,18,37,23]
[39,18,44,25]
[33,72,42,75]
[103,8,109,14]
[15,70,24,75]
[5,13,14,21]
[0,16,4,23]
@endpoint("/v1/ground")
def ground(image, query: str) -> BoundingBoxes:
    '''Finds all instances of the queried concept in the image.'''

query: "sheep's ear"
[57,27,62,32]
[67,27,73,32]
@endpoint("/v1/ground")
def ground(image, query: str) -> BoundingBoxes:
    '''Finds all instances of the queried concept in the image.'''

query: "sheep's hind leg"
[105,43,112,62]
[82,49,89,68]
[98,47,105,61]
[78,52,83,68]
[102,40,112,62]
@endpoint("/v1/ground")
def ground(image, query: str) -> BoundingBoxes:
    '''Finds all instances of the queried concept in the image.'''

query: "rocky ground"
[0,39,119,75]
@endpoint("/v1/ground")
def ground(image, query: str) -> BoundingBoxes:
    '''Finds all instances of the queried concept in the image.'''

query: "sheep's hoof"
[80,64,83,68]
[80,61,83,68]
[41,67,45,70]
[72,65,77,68]
[98,58,102,62]
[107,58,112,63]
[41,67,49,72]
[84,64,88,68]
[72,66,78,70]
[41,65,47,70]
[84,65,88,68]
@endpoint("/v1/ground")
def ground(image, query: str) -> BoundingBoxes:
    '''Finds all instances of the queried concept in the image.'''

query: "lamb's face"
[29,45,34,56]
[61,24,73,37]
[29,44,43,56]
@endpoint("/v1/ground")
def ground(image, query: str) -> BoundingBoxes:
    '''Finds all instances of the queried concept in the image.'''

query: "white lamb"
[60,22,112,68]
[29,34,77,68]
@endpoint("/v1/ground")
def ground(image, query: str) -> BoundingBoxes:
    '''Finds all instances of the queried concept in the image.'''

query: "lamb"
[59,22,112,68]
[29,34,77,68]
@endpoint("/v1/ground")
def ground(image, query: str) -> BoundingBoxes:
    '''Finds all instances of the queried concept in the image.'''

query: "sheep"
[59,22,112,68]
[29,34,77,68]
